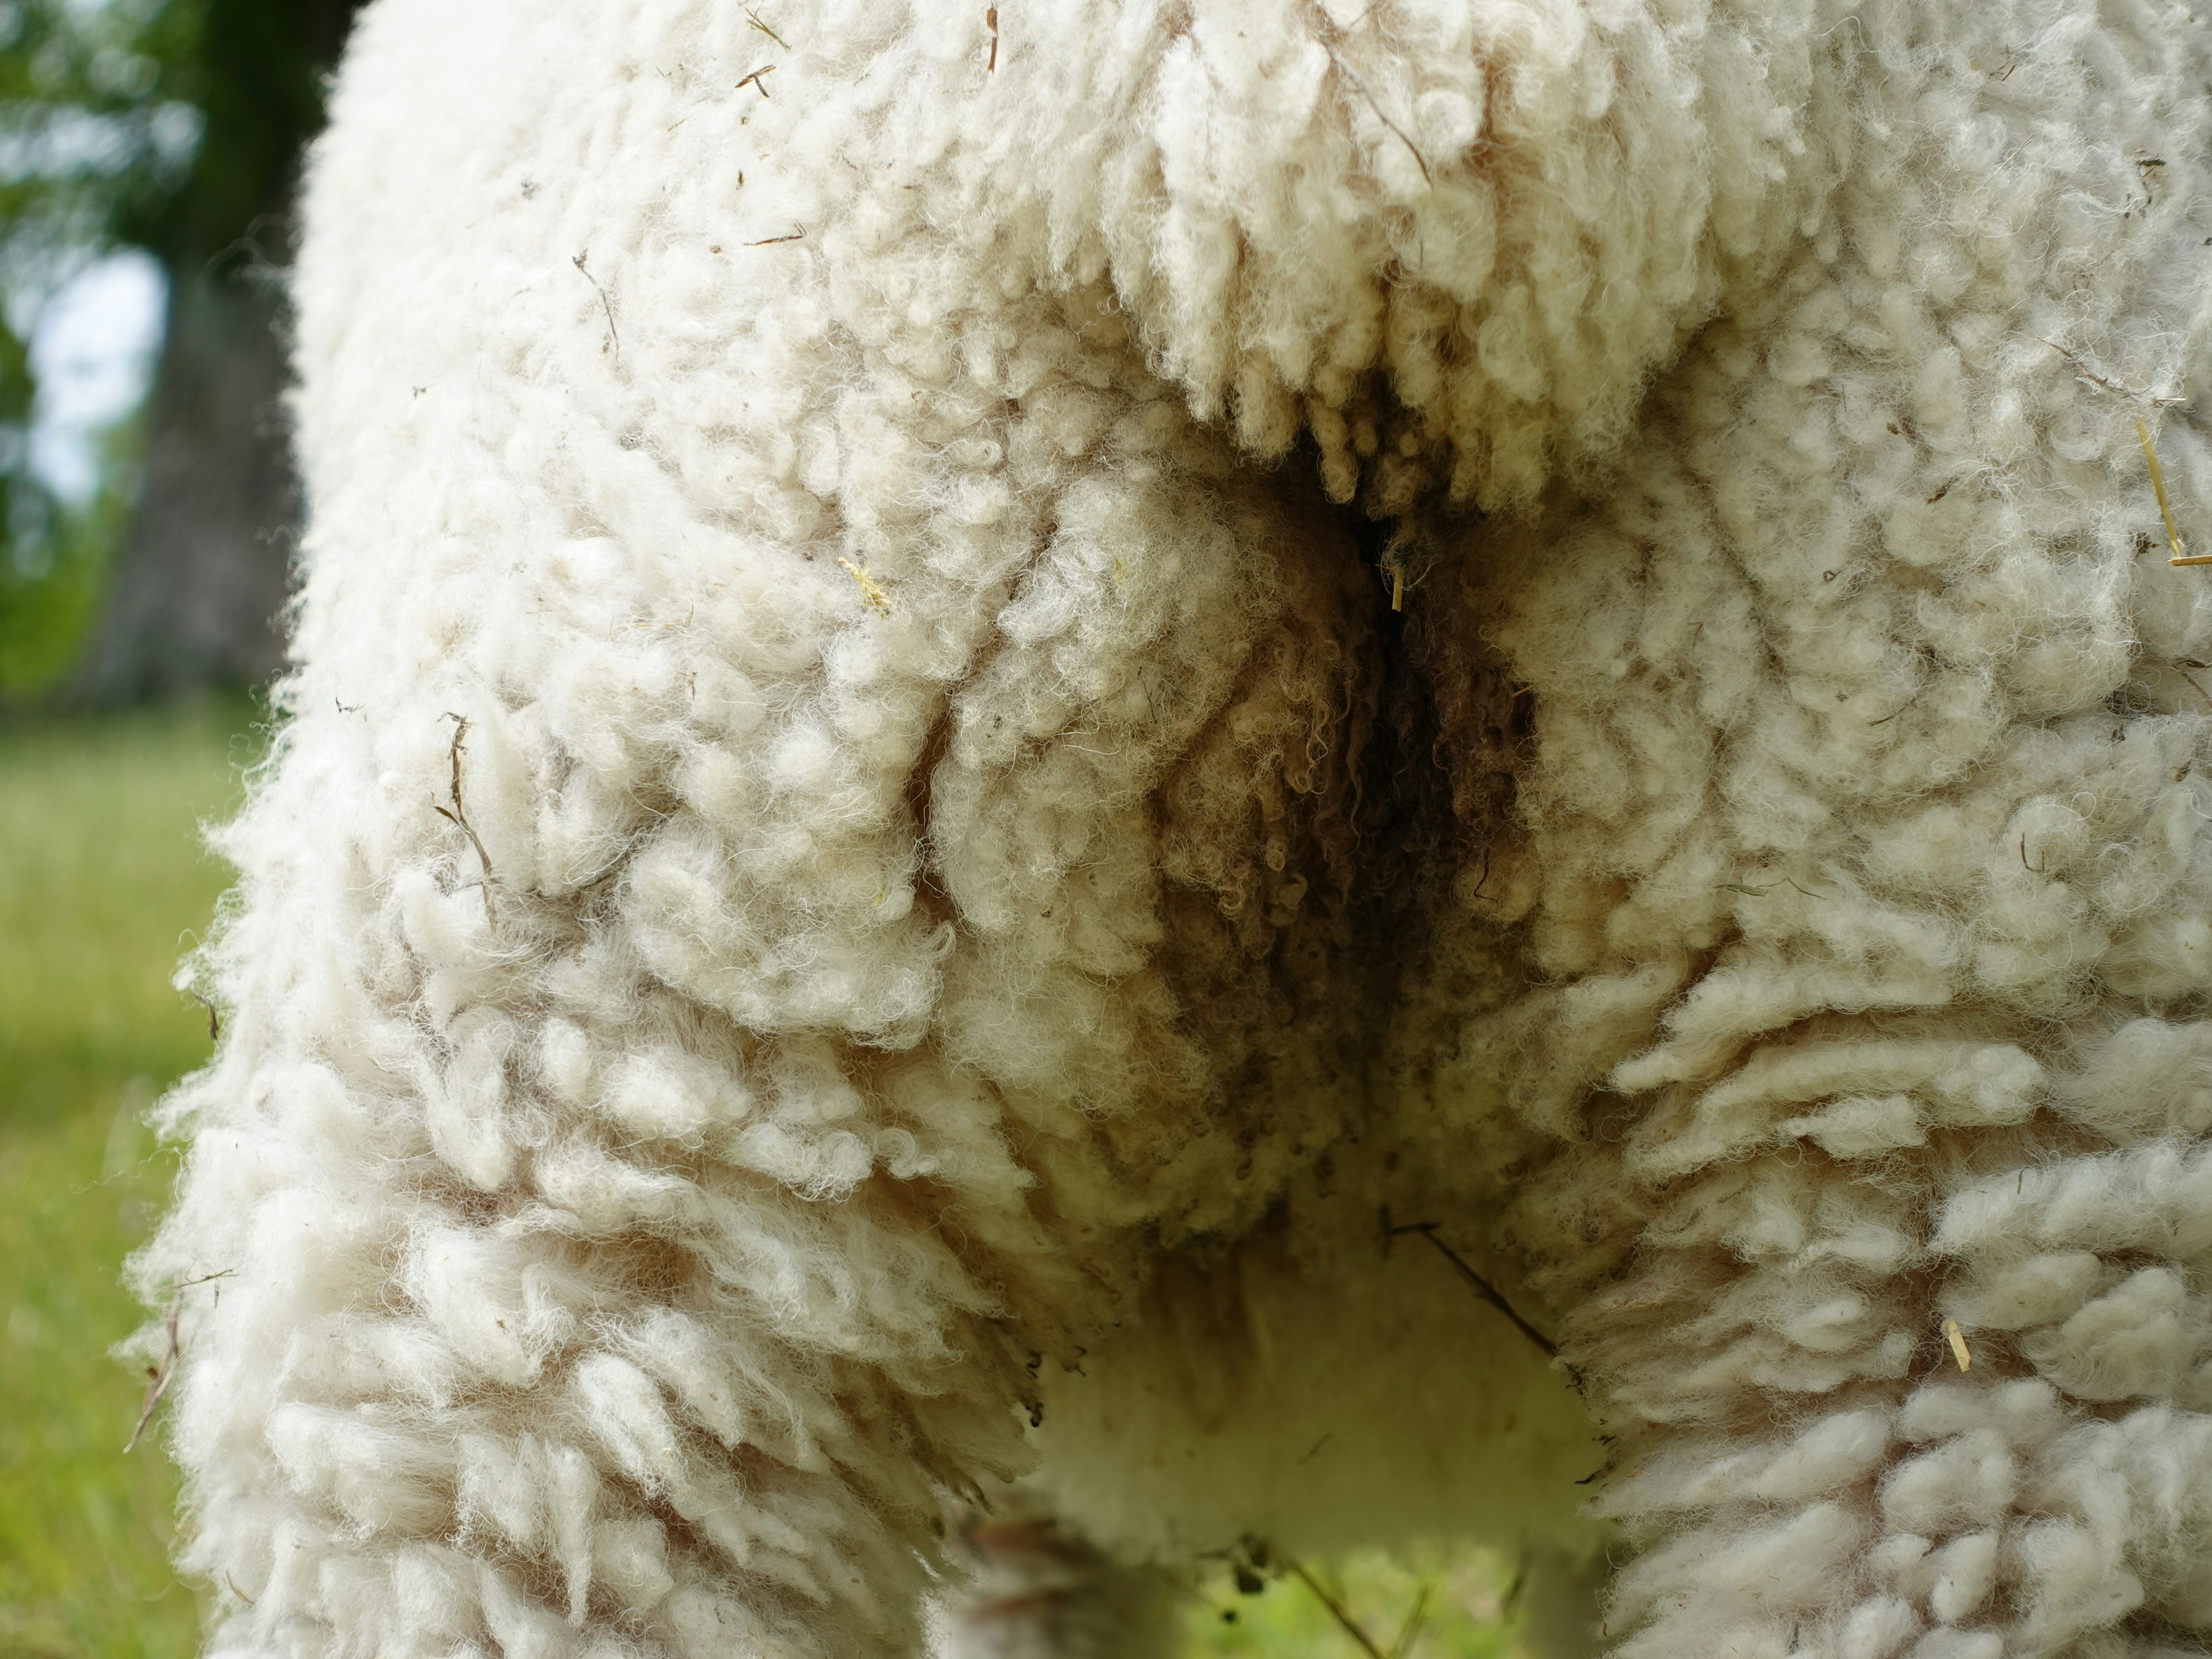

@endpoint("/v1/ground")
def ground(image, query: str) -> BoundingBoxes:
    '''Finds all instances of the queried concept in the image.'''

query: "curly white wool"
[134,1,2212,1657]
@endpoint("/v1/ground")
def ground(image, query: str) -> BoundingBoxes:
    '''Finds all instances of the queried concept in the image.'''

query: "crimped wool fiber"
[135,1,2212,1656]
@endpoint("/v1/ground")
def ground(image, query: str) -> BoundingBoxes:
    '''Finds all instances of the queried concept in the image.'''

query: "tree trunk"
[69,0,358,704]
[71,265,292,700]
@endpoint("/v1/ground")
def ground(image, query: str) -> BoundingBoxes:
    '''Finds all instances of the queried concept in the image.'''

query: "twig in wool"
[1377,530,1433,612]
[2137,418,2205,565]
[124,1299,181,1453]
[745,226,807,246]
[1283,1554,1390,1659]
[2172,659,2212,710]
[434,713,498,921]
[1717,877,1827,900]
[2037,337,2186,407]
[986,6,999,71]
[1385,1586,1431,1659]
[839,556,893,613]
[225,1574,255,1607]
[735,64,776,96]
[570,252,618,358]
[1380,1210,1559,1358]
[1381,547,1408,611]
[744,8,786,47]
[2133,154,2168,214]
[125,1270,231,1452]
[1942,1317,1972,1372]
[1465,843,1494,903]
[1321,42,1431,187]
[191,991,220,1042]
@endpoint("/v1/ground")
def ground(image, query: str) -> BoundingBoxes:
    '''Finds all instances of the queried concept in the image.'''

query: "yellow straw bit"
[838,557,892,614]
[2139,418,2205,565]
[1378,537,1415,612]
[1942,1317,1972,1373]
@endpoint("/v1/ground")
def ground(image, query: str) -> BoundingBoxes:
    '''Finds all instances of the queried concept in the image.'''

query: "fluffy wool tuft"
[135,1,2212,1657]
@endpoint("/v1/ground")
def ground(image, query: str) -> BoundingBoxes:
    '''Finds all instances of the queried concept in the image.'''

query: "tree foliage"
[0,0,200,702]
[0,0,354,706]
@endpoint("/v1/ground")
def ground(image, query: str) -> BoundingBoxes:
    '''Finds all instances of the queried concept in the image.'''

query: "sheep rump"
[137,2,2212,1657]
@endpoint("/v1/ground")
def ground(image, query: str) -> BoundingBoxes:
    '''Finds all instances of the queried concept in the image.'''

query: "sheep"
[135,1,2212,1656]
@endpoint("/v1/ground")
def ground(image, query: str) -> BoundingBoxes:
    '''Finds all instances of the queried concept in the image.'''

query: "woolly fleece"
[136,1,2212,1657]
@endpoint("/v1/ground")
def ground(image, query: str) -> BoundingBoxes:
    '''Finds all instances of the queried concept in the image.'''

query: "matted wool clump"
[135,1,2212,1656]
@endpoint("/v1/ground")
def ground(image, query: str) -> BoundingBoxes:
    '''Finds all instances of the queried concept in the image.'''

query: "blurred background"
[0,4,1528,1654]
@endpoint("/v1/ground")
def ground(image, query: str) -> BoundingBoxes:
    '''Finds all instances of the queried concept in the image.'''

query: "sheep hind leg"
[933,1518,1180,1659]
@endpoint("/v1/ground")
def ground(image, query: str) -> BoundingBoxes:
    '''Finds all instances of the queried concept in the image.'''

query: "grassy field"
[0,701,253,1658]
[0,702,1520,1659]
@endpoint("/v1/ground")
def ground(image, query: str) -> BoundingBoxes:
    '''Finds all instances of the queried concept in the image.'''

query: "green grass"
[0,700,1518,1659]
[0,700,255,1659]
[1183,1547,1523,1659]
